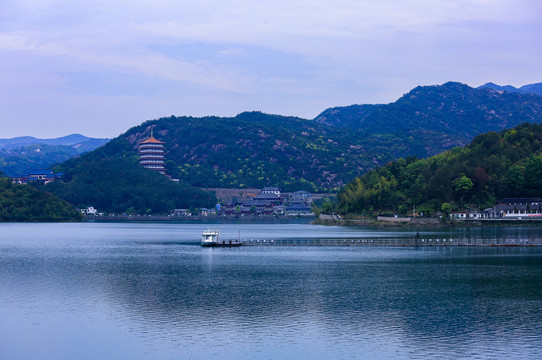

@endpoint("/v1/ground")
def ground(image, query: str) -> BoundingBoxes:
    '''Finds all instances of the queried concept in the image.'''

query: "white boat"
[201,229,241,247]
[201,229,220,246]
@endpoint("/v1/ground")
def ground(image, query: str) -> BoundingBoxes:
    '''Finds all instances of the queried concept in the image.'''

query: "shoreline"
[314,215,542,228]
[83,215,314,223]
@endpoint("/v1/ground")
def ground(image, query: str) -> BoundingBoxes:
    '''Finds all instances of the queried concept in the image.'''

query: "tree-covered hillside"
[315,82,542,158]
[336,123,542,216]
[0,175,82,221]
[118,112,378,191]
[43,142,217,214]
[41,82,542,210]
[97,83,542,192]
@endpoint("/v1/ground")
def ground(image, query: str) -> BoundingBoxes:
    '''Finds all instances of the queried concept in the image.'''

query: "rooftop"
[140,130,164,144]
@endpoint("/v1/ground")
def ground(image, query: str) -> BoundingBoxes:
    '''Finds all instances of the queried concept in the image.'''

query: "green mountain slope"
[315,82,542,157]
[43,82,542,214]
[120,112,377,192]
[91,82,542,193]
[336,123,542,215]
[43,142,217,214]
[0,175,82,221]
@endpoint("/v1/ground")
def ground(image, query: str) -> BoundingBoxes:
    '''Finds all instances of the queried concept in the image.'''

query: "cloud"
[1,0,541,137]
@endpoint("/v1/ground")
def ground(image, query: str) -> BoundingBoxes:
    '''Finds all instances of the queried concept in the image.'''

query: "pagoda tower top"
[141,129,164,144]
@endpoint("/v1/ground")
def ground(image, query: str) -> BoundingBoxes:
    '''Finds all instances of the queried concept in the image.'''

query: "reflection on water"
[1,223,542,359]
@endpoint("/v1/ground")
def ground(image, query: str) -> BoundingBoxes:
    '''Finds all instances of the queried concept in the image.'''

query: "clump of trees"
[41,151,217,215]
[0,176,82,221]
[336,123,542,216]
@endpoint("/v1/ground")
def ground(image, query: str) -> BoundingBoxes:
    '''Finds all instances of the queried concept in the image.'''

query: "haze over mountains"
[0,134,109,151]
[0,134,109,176]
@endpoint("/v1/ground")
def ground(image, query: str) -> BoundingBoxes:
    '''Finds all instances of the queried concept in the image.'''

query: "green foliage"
[452,175,473,194]
[336,123,542,214]
[0,178,82,221]
[7,82,542,195]
[41,150,216,214]
[106,112,378,192]
[525,156,542,194]
[316,82,542,159]
[440,203,452,219]
[81,82,542,193]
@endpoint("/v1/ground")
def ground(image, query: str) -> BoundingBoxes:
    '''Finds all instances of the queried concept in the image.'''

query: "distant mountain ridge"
[0,134,110,176]
[313,104,383,128]
[315,82,542,157]
[44,82,542,197]
[477,82,542,96]
[0,134,109,150]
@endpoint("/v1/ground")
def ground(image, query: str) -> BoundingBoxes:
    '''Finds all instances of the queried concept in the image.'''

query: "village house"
[12,170,61,184]
[494,198,542,218]
[221,187,315,217]
[80,206,99,215]
[172,209,191,216]
[450,198,542,220]
[285,200,314,216]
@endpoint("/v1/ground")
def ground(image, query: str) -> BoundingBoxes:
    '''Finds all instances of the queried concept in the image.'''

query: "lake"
[1,222,542,359]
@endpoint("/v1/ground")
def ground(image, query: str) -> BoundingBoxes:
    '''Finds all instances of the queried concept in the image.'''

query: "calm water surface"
[1,222,542,359]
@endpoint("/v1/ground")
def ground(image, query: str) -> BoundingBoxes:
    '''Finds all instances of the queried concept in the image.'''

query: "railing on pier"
[237,237,542,247]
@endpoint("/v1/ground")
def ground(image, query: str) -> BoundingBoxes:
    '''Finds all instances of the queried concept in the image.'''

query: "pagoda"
[138,130,166,175]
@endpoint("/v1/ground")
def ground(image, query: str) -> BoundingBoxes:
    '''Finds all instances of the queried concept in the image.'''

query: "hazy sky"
[1,0,541,138]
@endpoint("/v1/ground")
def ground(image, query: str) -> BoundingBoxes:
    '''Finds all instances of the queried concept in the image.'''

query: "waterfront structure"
[494,198,542,218]
[450,198,542,220]
[138,130,166,175]
[172,209,191,216]
[201,229,241,247]
[81,207,98,215]
[285,200,314,216]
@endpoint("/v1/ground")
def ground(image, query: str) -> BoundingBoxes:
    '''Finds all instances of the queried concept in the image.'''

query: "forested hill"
[48,82,542,200]
[118,112,376,191]
[315,82,542,156]
[43,145,217,215]
[0,174,82,221]
[336,123,542,216]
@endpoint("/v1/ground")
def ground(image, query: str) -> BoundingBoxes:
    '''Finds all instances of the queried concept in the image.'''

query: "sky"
[1,0,541,138]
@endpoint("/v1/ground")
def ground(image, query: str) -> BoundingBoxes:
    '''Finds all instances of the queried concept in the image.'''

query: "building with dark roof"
[285,200,314,216]
[451,198,542,220]
[11,170,57,184]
